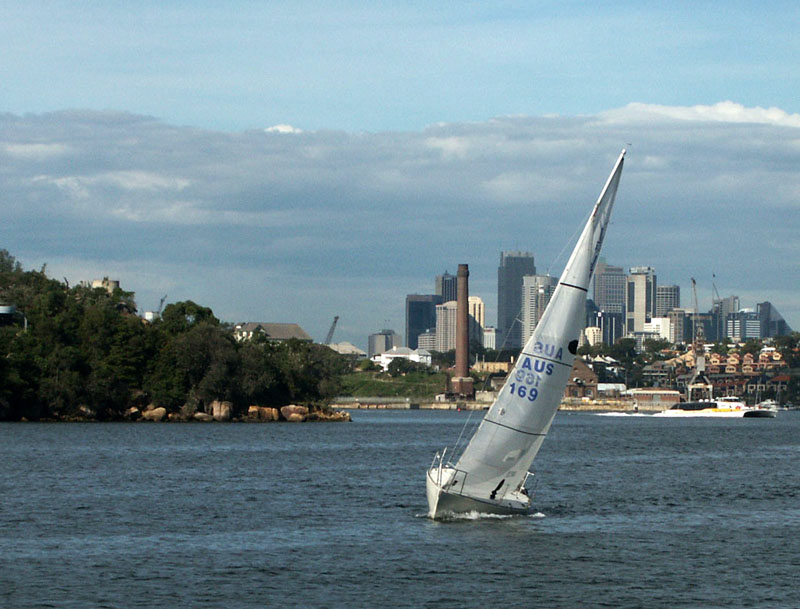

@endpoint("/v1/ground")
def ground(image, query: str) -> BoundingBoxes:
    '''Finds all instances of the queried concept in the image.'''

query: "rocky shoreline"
[11,400,352,423]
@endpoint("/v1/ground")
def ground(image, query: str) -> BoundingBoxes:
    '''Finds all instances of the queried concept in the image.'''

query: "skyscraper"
[405,294,443,349]
[593,260,626,314]
[626,266,656,333]
[497,251,536,350]
[656,284,680,316]
[521,274,558,344]
[435,271,458,304]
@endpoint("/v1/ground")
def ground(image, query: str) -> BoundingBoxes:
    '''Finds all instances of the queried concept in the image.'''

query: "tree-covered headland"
[0,250,351,421]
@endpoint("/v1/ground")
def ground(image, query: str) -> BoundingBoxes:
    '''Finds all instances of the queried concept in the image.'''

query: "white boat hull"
[426,466,531,519]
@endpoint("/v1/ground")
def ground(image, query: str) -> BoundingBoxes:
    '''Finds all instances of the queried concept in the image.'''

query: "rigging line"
[545,206,592,276]
[451,407,477,462]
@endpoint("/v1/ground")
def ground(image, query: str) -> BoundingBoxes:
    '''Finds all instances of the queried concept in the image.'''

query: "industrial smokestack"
[455,263,469,379]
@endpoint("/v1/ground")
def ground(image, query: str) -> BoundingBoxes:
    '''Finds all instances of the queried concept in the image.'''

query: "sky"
[2,2,799,349]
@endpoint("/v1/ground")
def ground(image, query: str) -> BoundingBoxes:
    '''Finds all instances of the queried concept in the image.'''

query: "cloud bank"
[2,103,799,347]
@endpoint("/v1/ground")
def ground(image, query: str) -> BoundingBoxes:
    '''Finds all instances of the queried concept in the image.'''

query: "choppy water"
[2,410,799,608]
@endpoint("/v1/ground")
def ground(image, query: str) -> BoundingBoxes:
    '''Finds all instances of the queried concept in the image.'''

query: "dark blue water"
[2,411,799,608]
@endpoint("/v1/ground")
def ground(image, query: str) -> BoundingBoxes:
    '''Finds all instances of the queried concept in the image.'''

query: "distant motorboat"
[653,396,776,418]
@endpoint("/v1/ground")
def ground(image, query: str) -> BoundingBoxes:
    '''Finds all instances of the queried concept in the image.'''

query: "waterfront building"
[497,251,536,350]
[368,329,402,358]
[656,285,680,316]
[593,260,626,314]
[405,294,442,349]
[521,274,558,344]
[626,266,657,333]
[372,346,432,371]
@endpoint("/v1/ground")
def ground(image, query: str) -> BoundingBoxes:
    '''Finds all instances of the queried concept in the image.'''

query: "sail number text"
[508,382,538,401]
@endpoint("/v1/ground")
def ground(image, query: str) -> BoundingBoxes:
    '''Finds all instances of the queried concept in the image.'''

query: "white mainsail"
[427,149,626,518]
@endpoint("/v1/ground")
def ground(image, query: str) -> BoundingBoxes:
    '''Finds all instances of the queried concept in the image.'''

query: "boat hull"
[426,467,530,519]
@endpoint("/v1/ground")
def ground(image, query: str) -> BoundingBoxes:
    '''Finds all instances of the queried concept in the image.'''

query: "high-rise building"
[468,296,485,330]
[589,310,625,345]
[757,301,792,337]
[712,295,740,342]
[626,266,657,333]
[521,274,558,344]
[656,285,680,316]
[726,310,761,341]
[435,271,458,303]
[593,260,626,314]
[435,301,458,352]
[368,329,401,358]
[667,309,692,344]
[497,251,536,350]
[405,294,443,349]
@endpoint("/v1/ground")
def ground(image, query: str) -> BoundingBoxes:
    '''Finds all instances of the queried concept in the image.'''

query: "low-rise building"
[233,322,312,343]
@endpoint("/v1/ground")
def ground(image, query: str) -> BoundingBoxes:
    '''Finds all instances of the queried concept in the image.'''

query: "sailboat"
[426,149,626,519]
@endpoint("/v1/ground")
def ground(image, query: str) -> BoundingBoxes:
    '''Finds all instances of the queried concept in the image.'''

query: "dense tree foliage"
[0,250,351,420]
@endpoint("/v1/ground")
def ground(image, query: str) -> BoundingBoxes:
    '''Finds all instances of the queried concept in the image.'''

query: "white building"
[371,347,433,371]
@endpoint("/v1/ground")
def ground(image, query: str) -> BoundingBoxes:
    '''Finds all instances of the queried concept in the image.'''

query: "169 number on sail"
[508,382,538,401]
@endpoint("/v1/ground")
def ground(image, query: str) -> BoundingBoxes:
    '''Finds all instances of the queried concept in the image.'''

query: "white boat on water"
[426,150,626,519]
[653,396,777,418]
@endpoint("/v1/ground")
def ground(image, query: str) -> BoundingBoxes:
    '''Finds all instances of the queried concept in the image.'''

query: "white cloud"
[2,142,71,159]
[265,124,303,134]
[602,101,800,128]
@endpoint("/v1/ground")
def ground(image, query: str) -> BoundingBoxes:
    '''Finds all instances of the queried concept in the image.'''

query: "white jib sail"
[450,149,625,504]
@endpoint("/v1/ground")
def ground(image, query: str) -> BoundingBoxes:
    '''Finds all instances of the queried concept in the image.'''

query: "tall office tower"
[435,271,458,303]
[497,251,536,350]
[405,294,443,349]
[726,310,762,341]
[588,310,625,345]
[368,329,401,358]
[435,301,458,352]
[667,309,691,344]
[521,274,558,344]
[626,266,657,333]
[711,294,739,342]
[757,302,793,337]
[656,285,680,316]
[593,260,626,314]
[468,296,485,330]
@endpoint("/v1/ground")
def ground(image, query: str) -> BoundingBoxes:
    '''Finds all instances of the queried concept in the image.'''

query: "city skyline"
[4,4,800,350]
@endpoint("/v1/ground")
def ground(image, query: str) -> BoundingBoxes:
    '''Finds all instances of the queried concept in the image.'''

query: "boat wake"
[418,510,546,521]
[593,412,650,417]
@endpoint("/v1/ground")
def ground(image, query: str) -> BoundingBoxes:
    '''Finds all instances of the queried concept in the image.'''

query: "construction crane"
[324,316,339,345]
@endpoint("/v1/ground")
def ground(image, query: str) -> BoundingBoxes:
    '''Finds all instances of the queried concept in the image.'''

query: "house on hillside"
[233,322,313,343]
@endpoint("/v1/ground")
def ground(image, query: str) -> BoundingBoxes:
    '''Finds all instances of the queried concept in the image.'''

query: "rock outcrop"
[141,407,167,422]
[248,405,280,421]
[210,400,233,421]
[280,405,308,422]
